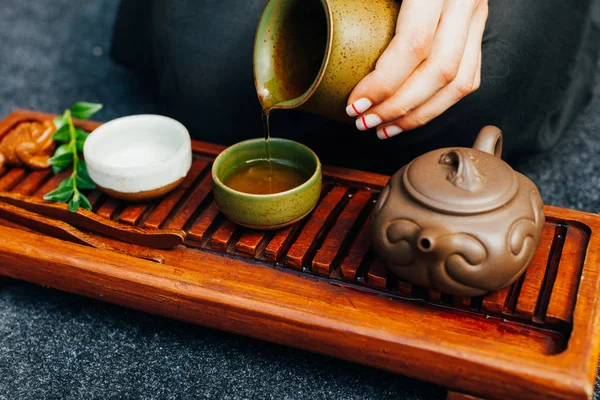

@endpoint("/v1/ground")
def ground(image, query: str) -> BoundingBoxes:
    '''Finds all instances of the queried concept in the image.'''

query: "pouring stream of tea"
[259,83,288,193]
[261,109,273,193]
[259,72,294,191]
[256,0,327,192]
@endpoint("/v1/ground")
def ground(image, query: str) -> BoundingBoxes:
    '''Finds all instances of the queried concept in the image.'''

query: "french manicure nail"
[356,114,382,131]
[377,125,403,140]
[346,98,373,117]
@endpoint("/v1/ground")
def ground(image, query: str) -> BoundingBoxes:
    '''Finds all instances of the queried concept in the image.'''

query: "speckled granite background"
[0,1,599,399]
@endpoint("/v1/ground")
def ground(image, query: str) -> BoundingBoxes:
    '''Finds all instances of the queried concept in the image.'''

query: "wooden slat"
[428,290,442,303]
[0,169,26,191]
[96,198,120,220]
[285,186,348,270]
[85,191,103,208]
[235,230,266,257]
[143,159,209,229]
[33,170,70,199]
[11,169,52,196]
[165,173,212,231]
[453,296,472,309]
[118,203,150,226]
[323,164,389,189]
[366,260,388,290]
[187,202,221,243]
[340,216,372,281]
[263,224,298,262]
[312,190,371,277]
[546,226,588,324]
[482,286,511,314]
[515,223,556,318]
[210,220,239,252]
[396,279,413,297]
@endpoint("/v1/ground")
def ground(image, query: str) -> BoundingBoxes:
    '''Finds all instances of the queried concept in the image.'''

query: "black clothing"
[111,0,600,174]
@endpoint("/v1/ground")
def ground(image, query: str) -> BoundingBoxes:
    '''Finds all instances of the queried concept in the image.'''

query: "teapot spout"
[417,228,448,254]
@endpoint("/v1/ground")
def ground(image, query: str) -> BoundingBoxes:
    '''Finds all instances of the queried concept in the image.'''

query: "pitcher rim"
[252,0,334,111]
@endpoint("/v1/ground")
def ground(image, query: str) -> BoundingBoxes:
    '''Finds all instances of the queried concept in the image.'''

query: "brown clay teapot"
[371,126,545,297]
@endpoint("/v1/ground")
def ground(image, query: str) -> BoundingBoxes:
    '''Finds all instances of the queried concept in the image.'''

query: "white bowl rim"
[83,114,191,172]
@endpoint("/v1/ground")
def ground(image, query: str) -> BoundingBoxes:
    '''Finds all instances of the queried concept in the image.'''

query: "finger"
[376,49,481,138]
[356,0,481,130]
[473,49,482,91]
[377,1,487,139]
[345,0,444,117]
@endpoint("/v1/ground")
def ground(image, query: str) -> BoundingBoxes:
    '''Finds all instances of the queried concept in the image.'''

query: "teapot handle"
[473,126,503,158]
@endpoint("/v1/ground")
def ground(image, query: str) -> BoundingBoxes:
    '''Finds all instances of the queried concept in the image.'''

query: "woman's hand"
[346,0,488,139]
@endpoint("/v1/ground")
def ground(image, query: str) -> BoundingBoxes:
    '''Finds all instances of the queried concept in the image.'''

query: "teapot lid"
[402,126,518,215]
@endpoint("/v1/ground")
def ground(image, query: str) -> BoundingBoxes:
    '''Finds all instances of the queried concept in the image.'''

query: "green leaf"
[76,165,95,188]
[75,129,89,152]
[70,102,103,120]
[75,128,89,139]
[77,161,94,183]
[43,186,74,202]
[68,197,80,212]
[52,124,70,142]
[48,152,74,169]
[58,177,75,189]
[49,104,101,212]
[79,193,92,210]
[54,143,72,158]
[53,114,67,130]
[76,138,86,153]
[76,174,95,189]
[76,159,90,175]
[50,141,73,175]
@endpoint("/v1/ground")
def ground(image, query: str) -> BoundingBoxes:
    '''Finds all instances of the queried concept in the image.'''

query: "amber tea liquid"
[224,159,309,195]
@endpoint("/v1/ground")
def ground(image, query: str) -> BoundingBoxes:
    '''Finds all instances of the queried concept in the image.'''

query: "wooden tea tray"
[1,110,600,400]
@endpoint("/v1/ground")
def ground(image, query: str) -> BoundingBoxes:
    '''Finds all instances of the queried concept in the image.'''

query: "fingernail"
[346,98,372,117]
[356,114,382,131]
[377,125,403,140]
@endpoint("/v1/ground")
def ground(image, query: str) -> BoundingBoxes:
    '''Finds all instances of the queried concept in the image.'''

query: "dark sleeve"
[109,0,600,174]
[110,0,155,80]
[110,0,269,146]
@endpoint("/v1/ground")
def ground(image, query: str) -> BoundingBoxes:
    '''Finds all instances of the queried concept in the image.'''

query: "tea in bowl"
[212,138,321,230]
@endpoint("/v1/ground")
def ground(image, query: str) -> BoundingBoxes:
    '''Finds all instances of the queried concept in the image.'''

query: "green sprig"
[43,102,102,212]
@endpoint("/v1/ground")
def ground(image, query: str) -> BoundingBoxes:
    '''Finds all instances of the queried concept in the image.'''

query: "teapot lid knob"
[439,149,485,192]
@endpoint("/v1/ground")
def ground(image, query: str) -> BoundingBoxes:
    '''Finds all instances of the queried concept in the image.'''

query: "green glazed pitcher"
[254,0,400,122]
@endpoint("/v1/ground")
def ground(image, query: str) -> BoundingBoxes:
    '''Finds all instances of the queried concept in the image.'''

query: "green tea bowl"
[212,138,322,230]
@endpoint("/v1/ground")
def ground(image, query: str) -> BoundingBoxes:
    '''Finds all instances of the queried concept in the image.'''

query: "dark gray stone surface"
[0,1,599,399]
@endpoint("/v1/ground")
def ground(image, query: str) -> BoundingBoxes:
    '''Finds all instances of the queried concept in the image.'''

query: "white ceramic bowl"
[84,115,192,202]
